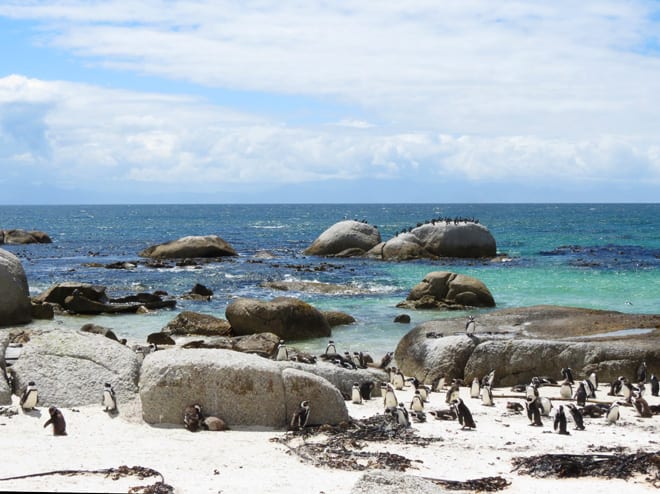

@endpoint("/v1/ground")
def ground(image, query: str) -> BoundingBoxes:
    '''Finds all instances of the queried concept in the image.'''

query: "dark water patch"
[539,244,660,270]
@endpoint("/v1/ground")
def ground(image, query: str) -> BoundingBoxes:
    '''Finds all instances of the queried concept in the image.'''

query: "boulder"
[261,280,364,295]
[30,301,55,320]
[397,271,495,310]
[0,248,32,326]
[0,332,11,404]
[394,314,411,324]
[395,306,660,386]
[232,332,281,357]
[33,282,108,306]
[0,229,52,244]
[147,332,176,346]
[162,311,232,337]
[304,220,381,257]
[367,221,496,260]
[181,283,213,300]
[322,310,356,327]
[139,349,348,427]
[225,297,331,340]
[139,235,237,259]
[80,323,119,342]
[11,330,140,407]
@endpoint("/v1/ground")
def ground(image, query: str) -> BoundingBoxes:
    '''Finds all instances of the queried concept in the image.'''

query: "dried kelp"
[511,451,660,487]
[272,414,439,472]
[422,475,510,492]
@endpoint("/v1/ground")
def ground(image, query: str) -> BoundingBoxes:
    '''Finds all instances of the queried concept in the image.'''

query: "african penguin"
[465,316,476,336]
[290,400,311,430]
[538,396,553,416]
[410,390,424,412]
[553,405,570,435]
[445,381,460,404]
[587,372,598,393]
[633,396,652,418]
[359,381,375,400]
[391,369,405,391]
[651,374,659,397]
[351,382,363,404]
[325,340,337,356]
[565,403,585,430]
[184,404,204,432]
[605,403,620,425]
[275,340,289,361]
[637,361,647,383]
[481,385,494,407]
[470,377,481,399]
[561,367,574,385]
[43,406,67,436]
[102,382,117,412]
[525,397,543,426]
[391,402,410,427]
[559,381,573,400]
[574,382,587,406]
[20,381,38,411]
[383,383,398,410]
[451,398,476,429]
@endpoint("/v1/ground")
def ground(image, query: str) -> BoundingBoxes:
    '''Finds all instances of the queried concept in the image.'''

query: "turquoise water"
[1,203,658,356]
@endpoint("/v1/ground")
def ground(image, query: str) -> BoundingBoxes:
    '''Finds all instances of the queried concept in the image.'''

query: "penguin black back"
[553,405,569,435]
[43,406,67,436]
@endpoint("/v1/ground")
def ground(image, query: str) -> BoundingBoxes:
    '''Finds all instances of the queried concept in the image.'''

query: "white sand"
[0,384,657,493]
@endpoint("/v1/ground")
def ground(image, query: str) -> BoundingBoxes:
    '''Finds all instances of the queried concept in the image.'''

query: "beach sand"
[0,382,657,493]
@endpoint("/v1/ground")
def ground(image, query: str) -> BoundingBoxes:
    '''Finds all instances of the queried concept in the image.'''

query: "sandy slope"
[0,382,657,493]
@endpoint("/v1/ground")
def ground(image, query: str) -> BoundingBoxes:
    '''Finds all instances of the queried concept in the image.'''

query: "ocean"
[1,203,658,357]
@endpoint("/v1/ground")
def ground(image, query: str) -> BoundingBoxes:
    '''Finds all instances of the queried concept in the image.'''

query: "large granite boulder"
[139,235,237,259]
[11,330,141,407]
[0,229,52,244]
[304,220,381,257]
[225,297,331,340]
[139,349,348,427]
[0,248,32,326]
[397,271,495,310]
[395,306,660,386]
[162,311,232,336]
[367,221,496,260]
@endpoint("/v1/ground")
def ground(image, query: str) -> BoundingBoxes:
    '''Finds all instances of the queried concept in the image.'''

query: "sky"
[0,1,659,204]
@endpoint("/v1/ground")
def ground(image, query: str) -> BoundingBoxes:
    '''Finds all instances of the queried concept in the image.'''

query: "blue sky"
[1,1,659,204]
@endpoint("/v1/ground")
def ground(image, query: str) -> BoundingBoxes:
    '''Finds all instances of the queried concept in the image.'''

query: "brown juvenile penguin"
[184,404,204,432]
[43,406,67,436]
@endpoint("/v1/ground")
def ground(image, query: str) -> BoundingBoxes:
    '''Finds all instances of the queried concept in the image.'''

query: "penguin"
[43,406,67,436]
[20,381,38,410]
[410,390,424,412]
[411,410,427,423]
[561,367,574,385]
[351,382,362,404]
[587,372,598,394]
[102,382,117,412]
[290,400,311,430]
[465,316,476,336]
[574,381,587,406]
[565,403,585,430]
[651,374,659,397]
[632,395,652,418]
[605,403,619,425]
[470,377,481,399]
[275,340,289,361]
[581,404,606,418]
[525,382,539,401]
[429,408,457,421]
[608,376,624,396]
[391,402,410,427]
[406,377,430,402]
[637,361,647,383]
[451,398,476,429]
[538,397,553,416]
[559,381,573,400]
[485,369,496,388]
[553,405,570,435]
[432,376,446,392]
[377,351,393,369]
[445,381,460,404]
[325,340,337,356]
[383,383,398,410]
[359,381,375,401]
[184,404,204,432]
[481,385,494,407]
[621,379,634,403]
[391,369,405,391]
[352,352,363,369]
[525,397,543,426]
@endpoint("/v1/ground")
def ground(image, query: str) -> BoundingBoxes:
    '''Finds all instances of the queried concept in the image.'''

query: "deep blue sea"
[1,204,658,357]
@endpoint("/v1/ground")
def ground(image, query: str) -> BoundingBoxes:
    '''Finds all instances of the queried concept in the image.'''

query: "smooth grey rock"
[351,471,449,494]
[0,248,32,327]
[304,220,381,257]
[367,222,496,260]
[226,297,331,340]
[0,229,51,244]
[139,349,348,427]
[162,311,232,336]
[139,235,237,259]
[11,330,140,407]
[322,310,356,327]
[282,368,348,425]
[397,271,495,310]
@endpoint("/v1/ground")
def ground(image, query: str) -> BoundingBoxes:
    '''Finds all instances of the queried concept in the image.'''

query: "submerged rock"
[139,235,237,259]
[397,271,495,310]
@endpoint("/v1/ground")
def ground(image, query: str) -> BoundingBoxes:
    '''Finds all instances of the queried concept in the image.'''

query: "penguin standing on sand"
[553,405,570,435]
[465,316,476,336]
[391,403,410,427]
[587,373,598,395]
[561,367,574,385]
[525,397,543,426]
[359,381,375,401]
[451,398,476,429]
[20,381,38,411]
[102,382,117,412]
[383,383,398,410]
[650,374,659,397]
[351,383,362,404]
[410,390,425,413]
[290,400,311,430]
[445,381,460,404]
[605,403,620,425]
[391,369,405,391]
[43,406,67,436]
[560,380,573,400]
[275,340,289,361]
[574,382,588,406]
[637,361,647,383]
[633,395,652,418]
[565,403,585,430]
[538,396,553,416]
[470,377,481,399]
[481,385,494,406]
[608,376,624,396]
[407,377,430,402]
